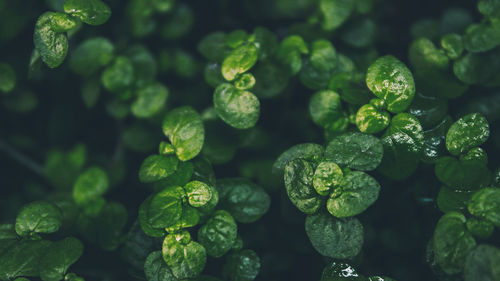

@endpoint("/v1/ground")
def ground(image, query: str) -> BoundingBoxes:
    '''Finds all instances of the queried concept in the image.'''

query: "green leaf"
[39,237,84,281]
[436,186,471,213]
[252,60,290,99]
[162,106,205,161]
[466,218,494,239]
[162,231,206,279]
[253,26,278,60]
[440,33,464,59]
[144,251,177,281]
[284,159,322,214]
[101,56,134,93]
[216,178,270,223]
[435,157,491,191]
[366,55,415,113]
[327,171,380,218]
[378,113,424,180]
[139,195,166,238]
[313,160,343,196]
[132,83,169,118]
[73,166,109,205]
[164,204,200,233]
[463,244,500,281]
[321,262,365,281]
[407,92,448,130]
[309,40,337,73]
[272,143,324,174]
[433,212,476,274]
[355,104,390,134]
[421,116,452,164]
[213,83,260,129]
[234,73,256,91]
[198,210,237,257]
[198,32,230,62]
[320,0,355,31]
[0,62,16,93]
[184,181,212,207]
[15,201,62,236]
[34,12,75,68]
[0,240,52,280]
[223,249,260,281]
[305,212,363,259]
[69,37,114,76]
[446,113,489,156]
[468,187,500,227]
[148,186,184,228]
[460,147,488,164]
[155,161,194,187]
[325,132,383,171]
[463,23,500,53]
[309,90,343,128]
[276,35,308,75]
[221,43,258,81]
[63,0,111,26]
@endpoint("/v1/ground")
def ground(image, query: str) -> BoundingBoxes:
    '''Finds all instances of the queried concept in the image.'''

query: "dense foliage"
[0,0,499,280]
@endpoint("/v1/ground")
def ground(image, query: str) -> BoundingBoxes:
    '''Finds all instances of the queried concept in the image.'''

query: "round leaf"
[162,106,205,161]
[184,181,212,208]
[39,237,84,281]
[198,210,237,257]
[305,212,364,259]
[284,159,322,214]
[69,37,114,76]
[15,201,63,236]
[63,0,111,26]
[468,187,500,227]
[366,55,415,113]
[162,231,206,279]
[325,132,383,171]
[148,186,184,228]
[355,104,390,134]
[221,43,258,81]
[144,251,177,281]
[73,166,109,205]
[132,83,169,118]
[213,83,260,129]
[327,171,380,218]
[309,90,343,128]
[464,244,500,281]
[313,160,343,196]
[272,143,324,174]
[446,113,489,156]
[223,249,260,281]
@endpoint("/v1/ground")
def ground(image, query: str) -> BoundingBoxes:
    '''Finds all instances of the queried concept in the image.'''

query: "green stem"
[0,139,44,177]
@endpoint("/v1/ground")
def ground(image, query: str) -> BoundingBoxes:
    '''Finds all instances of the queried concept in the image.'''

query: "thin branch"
[0,139,45,177]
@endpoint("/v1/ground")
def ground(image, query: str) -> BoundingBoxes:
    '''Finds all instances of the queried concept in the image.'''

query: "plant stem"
[0,139,44,177]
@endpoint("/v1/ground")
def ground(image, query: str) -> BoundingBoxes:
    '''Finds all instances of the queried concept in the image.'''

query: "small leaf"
[468,187,500,227]
[162,106,205,161]
[15,201,62,236]
[198,210,237,257]
[33,12,74,68]
[213,83,260,129]
[378,113,424,180]
[223,249,260,281]
[0,240,52,280]
[0,62,16,93]
[327,171,380,218]
[435,157,491,191]
[313,160,343,196]
[101,56,134,93]
[463,244,500,281]
[63,0,111,26]
[73,166,109,205]
[433,212,476,274]
[132,83,169,118]
[366,55,415,113]
[148,186,184,228]
[184,181,212,207]
[320,0,354,31]
[144,251,177,281]
[69,37,114,76]
[39,237,84,281]
[309,90,343,128]
[272,143,324,174]
[325,132,383,171]
[355,104,390,134]
[216,178,270,223]
[446,113,489,156]
[221,43,258,81]
[305,212,364,259]
[162,231,207,279]
[138,195,166,238]
[284,159,322,214]
[321,262,365,281]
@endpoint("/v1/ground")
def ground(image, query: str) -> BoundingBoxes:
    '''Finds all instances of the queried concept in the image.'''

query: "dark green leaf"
[305,212,363,259]
[325,132,383,171]
[73,166,109,205]
[446,113,489,156]
[63,0,111,26]
[69,37,114,76]
[39,237,84,281]
[148,186,184,228]
[132,83,169,118]
[284,159,322,214]
[463,244,500,281]
[272,143,324,174]
[15,201,62,236]
[468,188,500,227]
[198,210,237,257]
[144,251,177,281]
[223,249,260,281]
[213,83,260,129]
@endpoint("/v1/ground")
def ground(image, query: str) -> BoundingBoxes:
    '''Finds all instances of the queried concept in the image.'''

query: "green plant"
[0,0,499,281]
